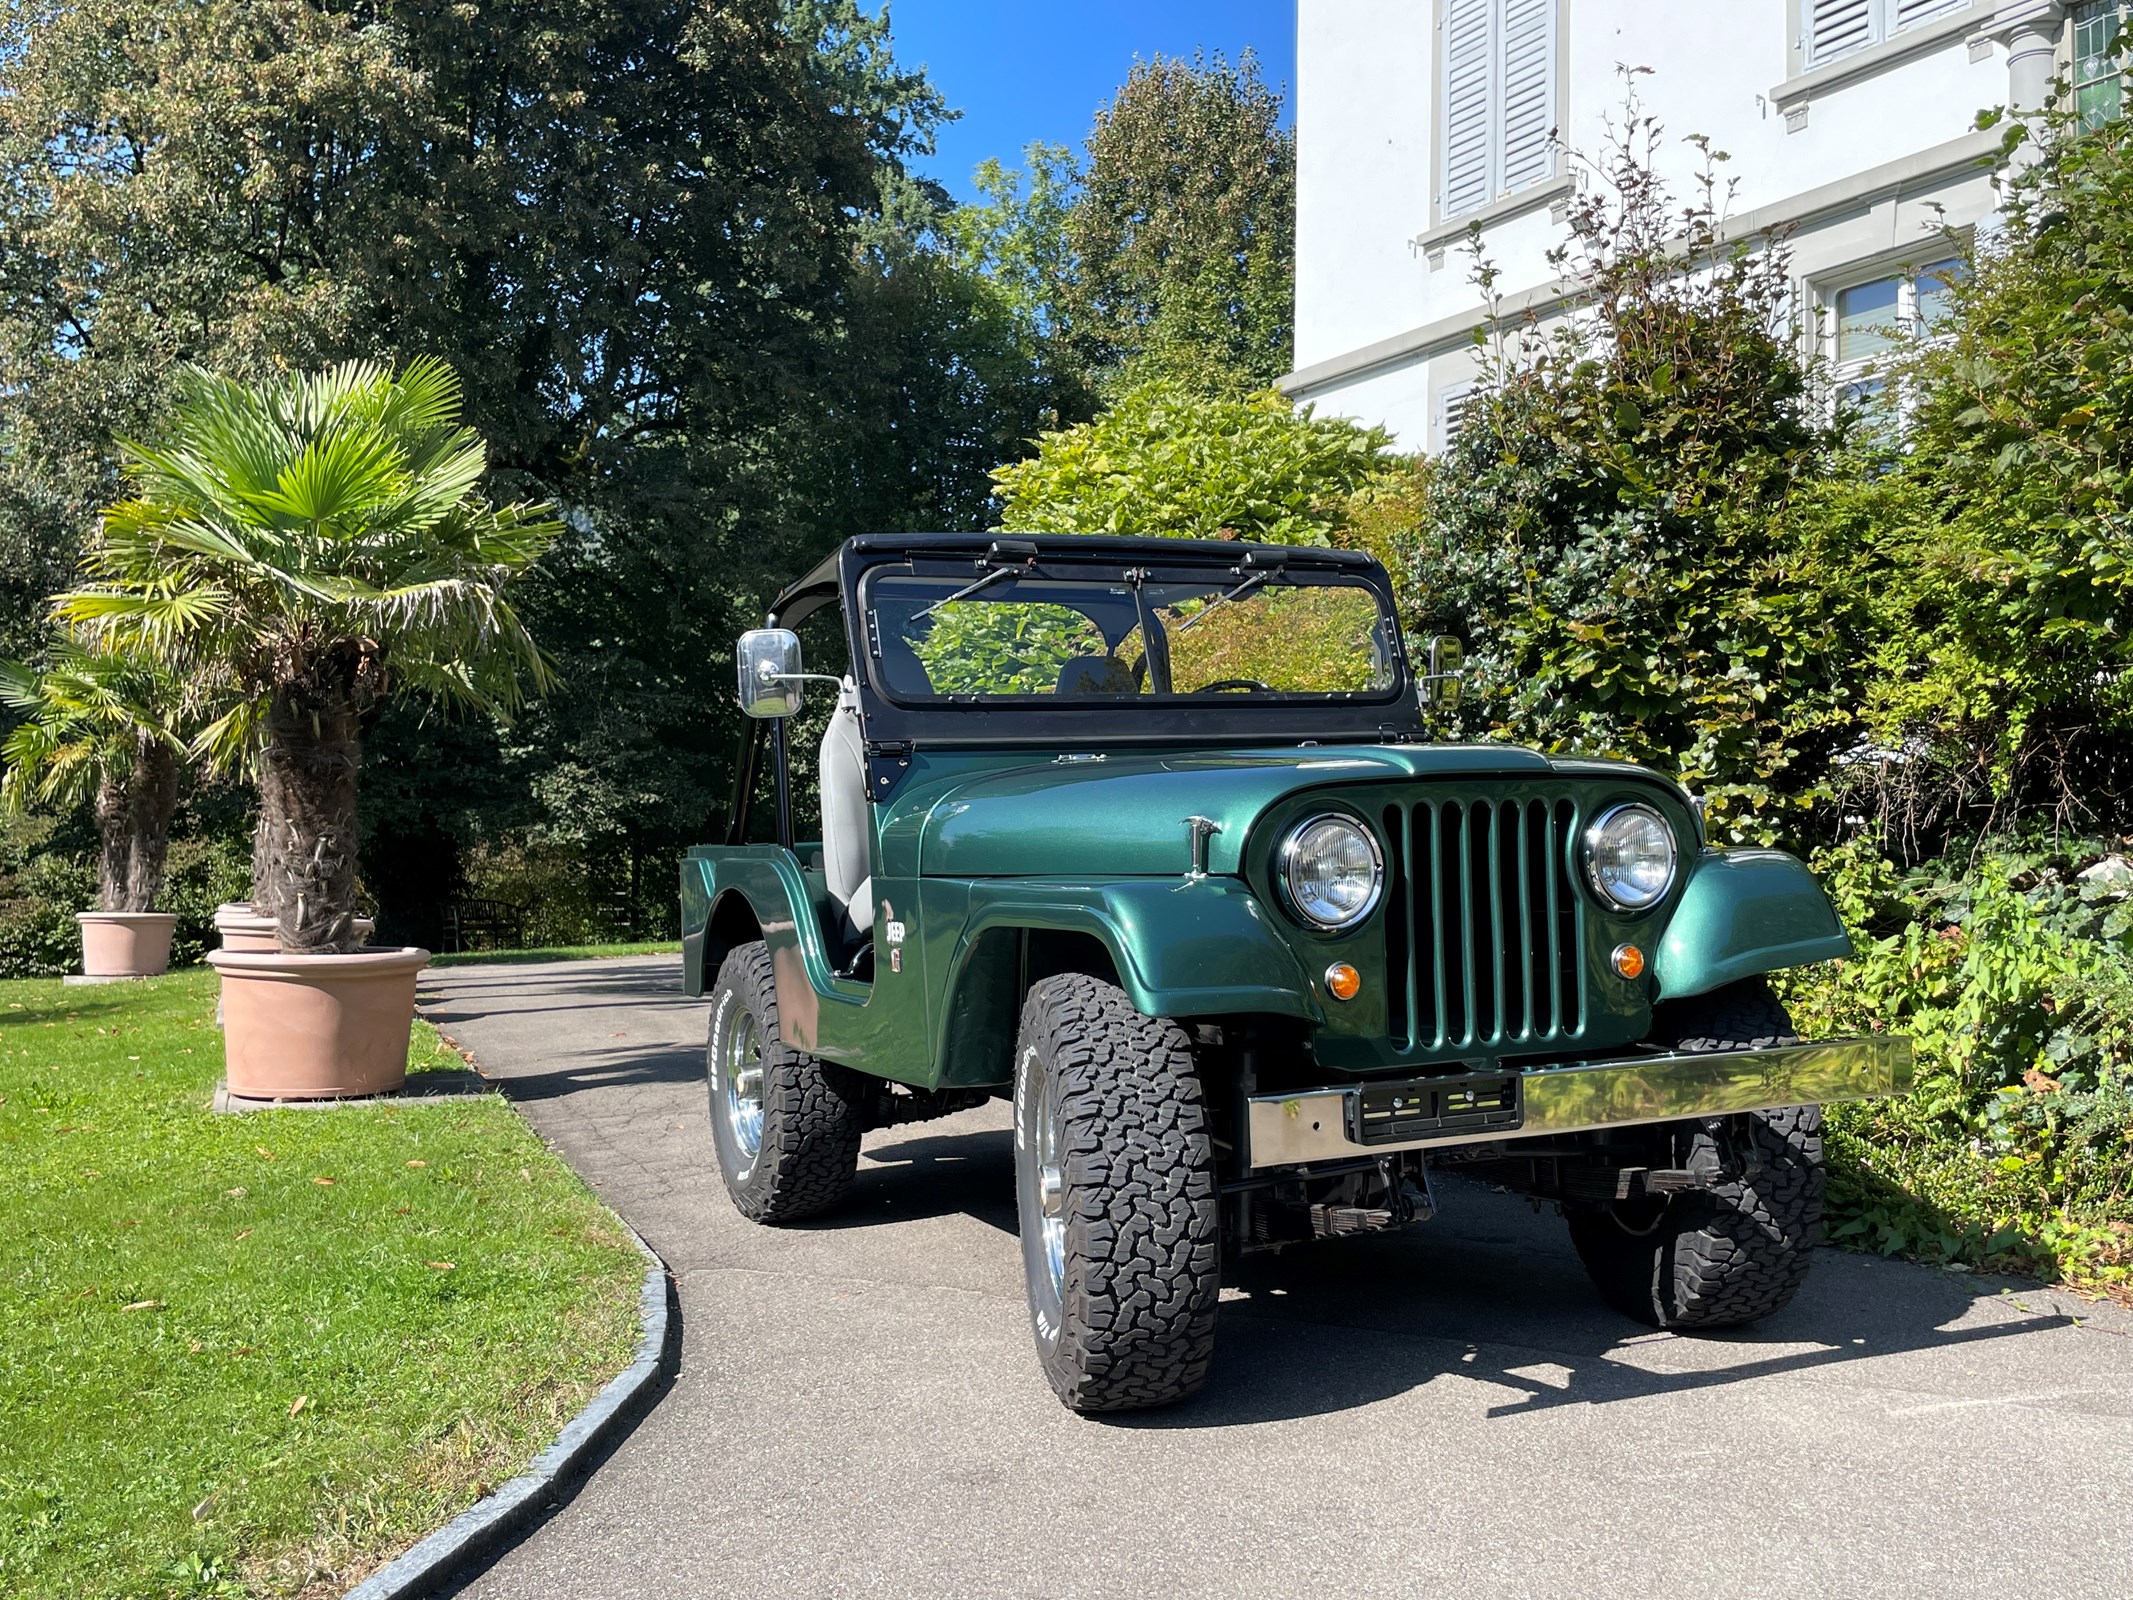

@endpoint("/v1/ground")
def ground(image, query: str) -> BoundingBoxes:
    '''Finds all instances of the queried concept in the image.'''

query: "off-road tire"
[1013,974,1221,1413]
[705,942,865,1223]
[1566,977,1825,1330]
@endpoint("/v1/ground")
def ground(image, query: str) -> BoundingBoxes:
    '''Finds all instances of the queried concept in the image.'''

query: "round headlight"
[1279,814,1384,931]
[1583,803,1678,912]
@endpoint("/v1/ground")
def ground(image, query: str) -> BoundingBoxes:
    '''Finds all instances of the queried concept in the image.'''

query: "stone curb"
[342,1224,675,1600]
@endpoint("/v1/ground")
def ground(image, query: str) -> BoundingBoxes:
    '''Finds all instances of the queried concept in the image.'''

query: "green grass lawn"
[0,969,645,1599]
[428,941,680,968]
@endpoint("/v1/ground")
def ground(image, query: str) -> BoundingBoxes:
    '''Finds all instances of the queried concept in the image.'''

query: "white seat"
[818,678,874,943]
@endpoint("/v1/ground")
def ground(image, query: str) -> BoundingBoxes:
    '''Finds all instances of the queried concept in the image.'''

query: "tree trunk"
[120,734,180,913]
[255,682,364,954]
[95,768,129,914]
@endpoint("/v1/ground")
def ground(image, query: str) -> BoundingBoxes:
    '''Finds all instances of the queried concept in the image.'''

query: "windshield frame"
[812,535,1425,751]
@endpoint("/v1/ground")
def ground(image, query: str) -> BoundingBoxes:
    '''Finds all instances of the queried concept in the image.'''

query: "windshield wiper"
[1173,569,1273,634]
[914,539,1038,620]
[916,564,1019,619]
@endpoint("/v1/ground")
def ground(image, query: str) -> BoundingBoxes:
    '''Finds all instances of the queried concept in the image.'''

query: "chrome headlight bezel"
[1582,802,1679,914]
[1276,812,1385,933]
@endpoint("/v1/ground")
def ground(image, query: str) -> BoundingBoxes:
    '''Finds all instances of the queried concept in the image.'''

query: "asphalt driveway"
[419,955,2133,1600]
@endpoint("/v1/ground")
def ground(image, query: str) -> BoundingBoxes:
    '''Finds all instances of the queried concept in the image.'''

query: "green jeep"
[680,533,1911,1413]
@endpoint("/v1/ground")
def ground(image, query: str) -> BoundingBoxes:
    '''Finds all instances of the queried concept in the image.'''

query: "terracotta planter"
[215,903,377,952]
[208,946,431,1100]
[77,911,179,978]
[214,902,278,953]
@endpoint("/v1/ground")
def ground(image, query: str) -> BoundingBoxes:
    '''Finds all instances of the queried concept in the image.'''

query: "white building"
[1285,0,2121,448]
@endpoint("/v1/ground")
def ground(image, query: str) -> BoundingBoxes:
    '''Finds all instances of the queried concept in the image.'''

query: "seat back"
[818,678,871,917]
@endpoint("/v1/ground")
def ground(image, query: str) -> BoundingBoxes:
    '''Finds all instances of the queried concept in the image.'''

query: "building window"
[2074,2,2126,130]
[1439,0,1558,221]
[1825,255,1966,417]
[1802,0,1969,71]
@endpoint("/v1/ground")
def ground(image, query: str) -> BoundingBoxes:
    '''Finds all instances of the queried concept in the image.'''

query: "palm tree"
[59,357,561,954]
[0,637,187,913]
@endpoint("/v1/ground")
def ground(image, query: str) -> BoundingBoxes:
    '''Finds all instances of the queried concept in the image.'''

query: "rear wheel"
[1012,974,1220,1412]
[705,942,865,1223]
[1566,978,1825,1329]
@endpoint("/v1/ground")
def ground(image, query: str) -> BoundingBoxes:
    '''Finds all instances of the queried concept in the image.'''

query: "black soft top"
[767,533,1382,629]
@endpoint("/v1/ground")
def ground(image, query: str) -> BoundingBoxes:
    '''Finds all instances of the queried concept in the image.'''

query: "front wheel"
[1566,978,1825,1329]
[1013,975,1220,1413]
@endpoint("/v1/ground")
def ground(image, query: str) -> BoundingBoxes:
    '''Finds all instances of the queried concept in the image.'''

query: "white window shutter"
[1499,0,1556,193]
[1435,382,1477,451]
[1442,0,1495,219]
[1893,0,1964,30]
[1807,0,1878,64]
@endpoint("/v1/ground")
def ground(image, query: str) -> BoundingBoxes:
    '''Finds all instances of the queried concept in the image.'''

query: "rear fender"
[680,850,844,1013]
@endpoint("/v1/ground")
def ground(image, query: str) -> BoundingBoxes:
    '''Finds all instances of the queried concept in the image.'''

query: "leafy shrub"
[992,380,1398,545]
[1844,109,2133,830]
[1414,107,1853,843]
[1776,840,2133,1292]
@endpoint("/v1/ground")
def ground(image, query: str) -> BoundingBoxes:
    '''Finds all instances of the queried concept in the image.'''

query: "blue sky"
[879,1,1297,202]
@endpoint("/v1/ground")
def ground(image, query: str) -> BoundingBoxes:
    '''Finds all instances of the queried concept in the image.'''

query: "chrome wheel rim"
[719,1004,765,1173]
[1032,1075,1066,1302]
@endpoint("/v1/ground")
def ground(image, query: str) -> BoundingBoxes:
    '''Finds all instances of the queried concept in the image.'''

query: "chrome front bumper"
[1245,1037,1913,1171]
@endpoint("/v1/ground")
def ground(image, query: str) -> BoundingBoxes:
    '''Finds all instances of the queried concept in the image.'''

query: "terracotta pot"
[209,946,432,1100]
[215,903,378,952]
[77,911,179,978]
[213,902,279,954]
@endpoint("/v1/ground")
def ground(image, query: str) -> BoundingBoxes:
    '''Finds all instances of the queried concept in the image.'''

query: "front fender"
[961,876,1321,1022]
[1653,849,1853,1001]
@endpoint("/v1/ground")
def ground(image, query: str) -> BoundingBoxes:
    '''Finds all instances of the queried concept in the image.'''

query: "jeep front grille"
[1379,797,1585,1053]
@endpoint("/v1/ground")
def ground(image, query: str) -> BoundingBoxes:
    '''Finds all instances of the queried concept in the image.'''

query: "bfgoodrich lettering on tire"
[705,942,864,1223]
[1566,976,1825,1329]
[1013,974,1220,1412]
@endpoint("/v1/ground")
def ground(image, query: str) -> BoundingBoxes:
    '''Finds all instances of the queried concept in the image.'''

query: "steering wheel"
[1197,678,1275,694]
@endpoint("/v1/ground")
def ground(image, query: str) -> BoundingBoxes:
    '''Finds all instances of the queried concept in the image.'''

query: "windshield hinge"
[865,741,914,802]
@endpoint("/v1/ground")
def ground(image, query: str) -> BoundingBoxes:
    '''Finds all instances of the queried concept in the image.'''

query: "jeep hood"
[917,744,1584,878]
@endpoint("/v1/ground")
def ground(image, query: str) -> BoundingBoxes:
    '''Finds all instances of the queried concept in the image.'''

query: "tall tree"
[1065,51,1295,391]
[0,0,993,933]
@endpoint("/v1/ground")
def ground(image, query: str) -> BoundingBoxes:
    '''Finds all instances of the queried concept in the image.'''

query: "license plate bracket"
[1350,1069,1524,1146]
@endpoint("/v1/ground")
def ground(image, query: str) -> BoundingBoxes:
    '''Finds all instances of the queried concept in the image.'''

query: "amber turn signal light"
[1324,962,1362,1001]
[1611,943,1646,980]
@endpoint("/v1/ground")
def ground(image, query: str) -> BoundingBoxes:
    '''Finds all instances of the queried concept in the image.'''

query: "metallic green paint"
[681,741,1858,1095]
[1652,848,1853,1000]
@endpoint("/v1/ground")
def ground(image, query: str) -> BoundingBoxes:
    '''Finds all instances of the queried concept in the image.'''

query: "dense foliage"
[1779,839,2133,1292]
[1416,113,1853,843]
[994,382,1397,544]
[1412,97,2133,1291]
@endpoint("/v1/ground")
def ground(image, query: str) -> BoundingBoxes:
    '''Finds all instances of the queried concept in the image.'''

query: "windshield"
[863,567,1401,704]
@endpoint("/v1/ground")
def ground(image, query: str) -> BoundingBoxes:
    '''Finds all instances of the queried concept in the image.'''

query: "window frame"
[2073,0,2127,130]
[1815,248,1968,425]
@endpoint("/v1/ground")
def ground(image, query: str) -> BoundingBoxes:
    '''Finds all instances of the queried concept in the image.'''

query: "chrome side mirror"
[1420,635,1465,709]
[737,628,805,718]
